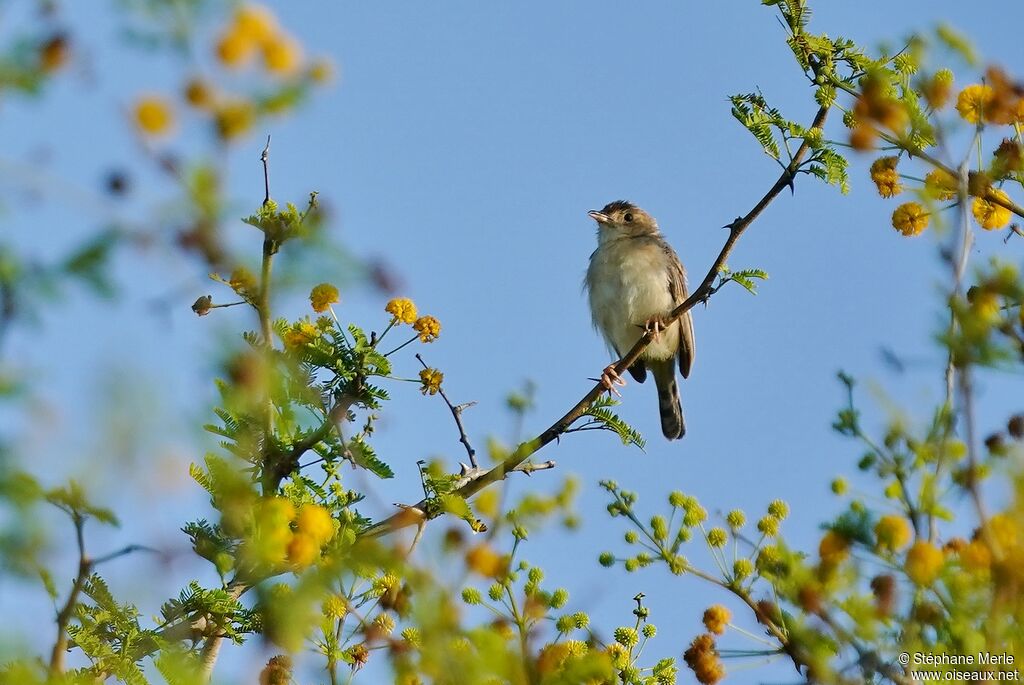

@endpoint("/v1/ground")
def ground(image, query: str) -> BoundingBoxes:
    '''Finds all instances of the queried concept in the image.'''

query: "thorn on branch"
[260,134,271,207]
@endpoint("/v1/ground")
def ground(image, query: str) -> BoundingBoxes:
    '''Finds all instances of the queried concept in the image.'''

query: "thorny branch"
[416,353,478,469]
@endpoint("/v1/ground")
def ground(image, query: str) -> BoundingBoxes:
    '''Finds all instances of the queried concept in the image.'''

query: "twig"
[361,104,831,540]
[49,514,89,676]
[261,135,272,207]
[416,353,478,468]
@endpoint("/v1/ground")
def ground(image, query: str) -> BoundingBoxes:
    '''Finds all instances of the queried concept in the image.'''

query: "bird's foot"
[600,364,625,397]
[643,316,665,341]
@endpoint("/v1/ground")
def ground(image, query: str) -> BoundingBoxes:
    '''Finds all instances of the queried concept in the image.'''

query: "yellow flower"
[969,289,1000,323]
[905,540,944,586]
[959,539,992,570]
[874,514,912,552]
[287,532,320,568]
[987,513,1020,550]
[296,504,335,544]
[234,4,278,44]
[262,33,303,75]
[373,613,396,636]
[215,28,257,68]
[972,190,1012,230]
[283,320,319,348]
[706,527,727,548]
[956,84,994,124]
[924,169,957,201]
[891,202,929,236]
[702,605,730,635]
[259,656,292,685]
[309,283,340,313]
[756,515,778,537]
[419,368,443,396]
[184,78,216,110]
[259,496,296,527]
[214,99,256,141]
[414,315,441,343]
[684,633,724,685]
[819,530,849,565]
[605,643,629,670]
[229,267,257,296]
[869,156,902,198]
[537,643,572,676]
[465,544,506,578]
[385,297,417,324]
[134,96,174,136]
[322,594,347,619]
[923,69,954,109]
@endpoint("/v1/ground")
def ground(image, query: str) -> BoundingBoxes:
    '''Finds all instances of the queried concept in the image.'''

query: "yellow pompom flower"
[869,156,902,198]
[309,283,340,313]
[874,514,912,552]
[215,28,257,68]
[414,315,441,343]
[287,532,320,568]
[702,605,730,635]
[923,69,954,110]
[419,368,443,396]
[959,539,992,570]
[184,78,216,110]
[283,320,319,348]
[956,84,994,124]
[385,297,418,324]
[905,540,944,586]
[891,202,929,236]
[134,96,174,136]
[259,496,296,527]
[262,33,303,75]
[706,527,727,548]
[296,504,335,544]
[465,544,506,578]
[972,190,1012,230]
[214,99,256,141]
[819,530,850,565]
[234,4,278,44]
[987,513,1020,550]
[924,169,957,201]
[322,594,347,619]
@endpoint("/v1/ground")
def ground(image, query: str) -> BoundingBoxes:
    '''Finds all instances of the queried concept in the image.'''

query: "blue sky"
[2,1,1023,683]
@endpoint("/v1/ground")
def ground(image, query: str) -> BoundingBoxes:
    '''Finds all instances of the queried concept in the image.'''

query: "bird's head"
[588,200,658,240]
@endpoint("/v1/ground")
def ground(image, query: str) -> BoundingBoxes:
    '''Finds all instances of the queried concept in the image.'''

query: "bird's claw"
[644,317,665,341]
[600,365,625,397]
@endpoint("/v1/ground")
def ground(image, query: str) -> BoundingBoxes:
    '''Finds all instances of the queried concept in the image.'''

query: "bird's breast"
[587,240,679,361]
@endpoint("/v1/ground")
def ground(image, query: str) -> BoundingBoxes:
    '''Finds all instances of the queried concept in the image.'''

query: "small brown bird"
[585,201,695,439]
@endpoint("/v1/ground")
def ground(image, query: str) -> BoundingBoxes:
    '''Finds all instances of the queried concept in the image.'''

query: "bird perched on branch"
[585,201,695,439]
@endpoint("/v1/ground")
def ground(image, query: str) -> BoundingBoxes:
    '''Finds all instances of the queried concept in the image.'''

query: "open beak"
[588,210,610,224]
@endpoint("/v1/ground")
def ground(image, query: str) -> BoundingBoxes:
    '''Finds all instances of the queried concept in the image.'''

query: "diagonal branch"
[362,104,831,539]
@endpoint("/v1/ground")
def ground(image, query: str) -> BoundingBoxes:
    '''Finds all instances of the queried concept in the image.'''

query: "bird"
[584,201,695,439]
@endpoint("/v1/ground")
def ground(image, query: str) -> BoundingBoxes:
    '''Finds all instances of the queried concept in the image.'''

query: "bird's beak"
[588,210,610,224]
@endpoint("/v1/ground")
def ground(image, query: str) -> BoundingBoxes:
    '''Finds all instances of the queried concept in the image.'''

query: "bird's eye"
[623,212,634,223]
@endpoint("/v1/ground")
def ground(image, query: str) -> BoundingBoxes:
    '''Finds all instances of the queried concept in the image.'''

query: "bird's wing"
[665,245,696,379]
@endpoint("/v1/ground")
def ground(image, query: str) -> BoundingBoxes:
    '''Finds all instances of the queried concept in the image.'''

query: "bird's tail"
[652,361,685,440]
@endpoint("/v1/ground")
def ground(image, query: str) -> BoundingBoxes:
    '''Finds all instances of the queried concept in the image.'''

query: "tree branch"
[49,514,89,676]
